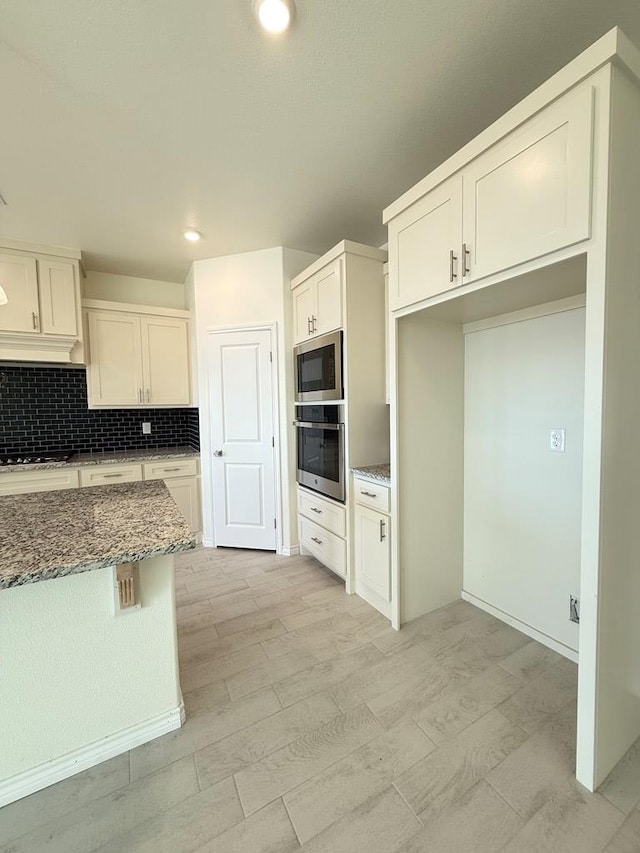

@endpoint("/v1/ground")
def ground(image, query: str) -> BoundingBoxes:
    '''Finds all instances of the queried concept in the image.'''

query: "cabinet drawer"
[298,489,346,537]
[300,516,346,578]
[143,458,199,480]
[79,464,143,487]
[354,477,390,512]
[0,468,80,496]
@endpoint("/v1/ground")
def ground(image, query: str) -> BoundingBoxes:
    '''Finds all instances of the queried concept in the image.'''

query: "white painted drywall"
[84,271,186,309]
[191,247,317,553]
[0,556,181,782]
[463,306,585,652]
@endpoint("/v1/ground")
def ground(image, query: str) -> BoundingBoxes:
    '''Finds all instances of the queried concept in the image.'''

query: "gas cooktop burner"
[0,451,73,466]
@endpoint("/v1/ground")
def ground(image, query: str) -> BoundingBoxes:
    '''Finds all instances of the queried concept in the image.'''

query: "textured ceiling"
[1,0,639,281]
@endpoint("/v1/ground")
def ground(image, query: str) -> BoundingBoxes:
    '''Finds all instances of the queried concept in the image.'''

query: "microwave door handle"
[294,421,343,431]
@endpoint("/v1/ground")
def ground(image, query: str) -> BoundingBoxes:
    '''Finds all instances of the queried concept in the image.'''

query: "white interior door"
[209,328,276,550]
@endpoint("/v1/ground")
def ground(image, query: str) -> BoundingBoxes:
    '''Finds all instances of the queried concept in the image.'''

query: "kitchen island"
[0,480,195,807]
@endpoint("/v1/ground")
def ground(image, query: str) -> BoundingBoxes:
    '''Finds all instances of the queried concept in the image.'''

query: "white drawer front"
[354,477,390,513]
[0,468,80,496]
[300,516,346,578]
[143,458,199,480]
[79,464,143,487]
[298,489,346,538]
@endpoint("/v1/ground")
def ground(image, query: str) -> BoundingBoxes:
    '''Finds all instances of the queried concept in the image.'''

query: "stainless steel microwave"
[294,330,343,402]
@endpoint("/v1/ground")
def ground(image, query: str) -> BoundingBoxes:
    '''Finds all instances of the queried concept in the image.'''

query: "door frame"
[202,322,282,553]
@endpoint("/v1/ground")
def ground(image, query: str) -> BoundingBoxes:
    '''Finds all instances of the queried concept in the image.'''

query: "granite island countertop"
[0,480,196,589]
[0,446,199,474]
[351,463,391,484]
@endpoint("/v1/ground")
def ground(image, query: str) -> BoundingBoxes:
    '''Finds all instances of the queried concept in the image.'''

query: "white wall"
[191,247,317,553]
[84,271,186,309]
[463,305,585,653]
[0,556,181,797]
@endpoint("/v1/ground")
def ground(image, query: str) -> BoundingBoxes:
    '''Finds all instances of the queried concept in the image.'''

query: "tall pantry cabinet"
[383,28,640,792]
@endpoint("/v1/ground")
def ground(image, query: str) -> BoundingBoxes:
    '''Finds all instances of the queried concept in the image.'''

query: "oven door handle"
[294,421,344,431]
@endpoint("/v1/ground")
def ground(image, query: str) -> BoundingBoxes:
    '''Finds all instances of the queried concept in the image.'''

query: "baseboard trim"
[0,704,184,809]
[201,536,215,548]
[461,590,579,663]
[280,545,300,557]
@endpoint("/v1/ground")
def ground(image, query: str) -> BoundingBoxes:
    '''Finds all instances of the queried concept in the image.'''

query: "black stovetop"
[0,451,73,466]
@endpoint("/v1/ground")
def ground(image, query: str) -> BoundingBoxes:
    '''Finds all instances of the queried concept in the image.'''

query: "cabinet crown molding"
[291,240,387,290]
[0,239,82,261]
[81,298,191,319]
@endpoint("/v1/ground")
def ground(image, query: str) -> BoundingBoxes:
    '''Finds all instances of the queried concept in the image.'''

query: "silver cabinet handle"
[102,473,123,478]
[462,243,470,276]
[138,388,142,403]
[312,315,318,333]
[163,466,182,472]
[307,317,312,335]
[146,388,150,403]
[449,249,457,282]
[310,507,322,514]
[380,519,386,542]
[361,490,377,498]
[311,536,323,545]
[213,450,223,457]
[32,312,39,330]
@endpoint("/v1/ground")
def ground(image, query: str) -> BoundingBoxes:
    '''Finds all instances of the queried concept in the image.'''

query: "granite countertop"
[0,446,199,475]
[351,463,391,484]
[0,480,196,589]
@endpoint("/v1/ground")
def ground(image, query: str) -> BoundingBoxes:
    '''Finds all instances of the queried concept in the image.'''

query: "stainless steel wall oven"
[295,404,345,502]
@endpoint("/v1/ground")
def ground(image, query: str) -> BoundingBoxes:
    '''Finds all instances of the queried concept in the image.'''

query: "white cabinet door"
[314,259,342,336]
[293,259,343,343]
[141,316,191,405]
[462,85,594,283]
[389,174,463,311]
[0,253,39,333]
[354,504,391,603]
[165,476,201,533]
[86,311,144,406]
[293,281,316,344]
[38,260,78,336]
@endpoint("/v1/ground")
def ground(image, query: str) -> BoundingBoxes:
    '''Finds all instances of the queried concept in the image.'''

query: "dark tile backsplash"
[0,364,200,455]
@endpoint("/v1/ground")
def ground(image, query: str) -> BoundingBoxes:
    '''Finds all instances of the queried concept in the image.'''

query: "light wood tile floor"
[2,546,640,852]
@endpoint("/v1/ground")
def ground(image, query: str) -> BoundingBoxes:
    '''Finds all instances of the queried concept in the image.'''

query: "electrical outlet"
[570,596,580,624]
[549,428,565,452]
[142,422,152,435]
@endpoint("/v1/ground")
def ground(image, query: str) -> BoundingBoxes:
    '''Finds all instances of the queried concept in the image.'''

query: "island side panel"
[0,554,181,793]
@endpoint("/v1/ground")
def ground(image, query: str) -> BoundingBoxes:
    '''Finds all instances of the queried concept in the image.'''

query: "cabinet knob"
[213,450,223,457]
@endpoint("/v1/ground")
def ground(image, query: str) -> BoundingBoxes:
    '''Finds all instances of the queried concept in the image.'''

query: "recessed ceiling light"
[183,228,202,242]
[255,0,294,34]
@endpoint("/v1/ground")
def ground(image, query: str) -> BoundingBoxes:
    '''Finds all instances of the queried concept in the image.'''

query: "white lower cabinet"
[353,476,392,619]
[298,488,347,578]
[0,457,202,533]
[0,468,80,495]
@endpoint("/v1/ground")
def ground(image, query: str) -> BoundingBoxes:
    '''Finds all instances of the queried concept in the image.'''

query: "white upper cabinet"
[386,82,595,311]
[292,258,343,343]
[87,311,144,407]
[0,254,40,333]
[85,303,191,408]
[142,316,191,406]
[38,259,78,336]
[462,85,594,283]
[0,246,83,362]
[389,175,462,310]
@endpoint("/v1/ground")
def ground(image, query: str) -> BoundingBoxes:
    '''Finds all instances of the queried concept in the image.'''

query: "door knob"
[213,450,223,457]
